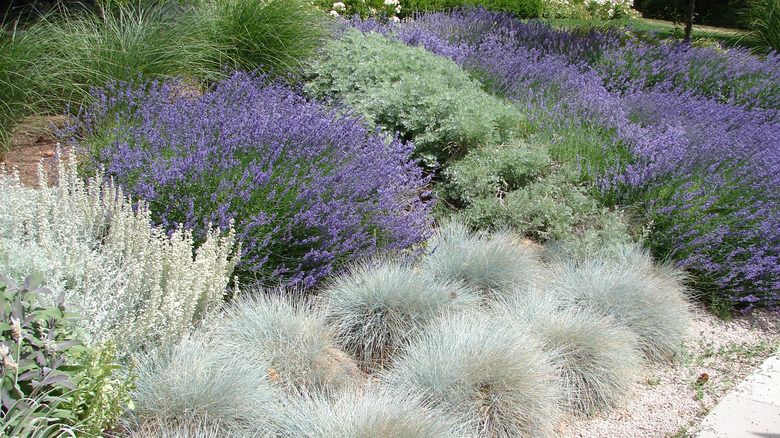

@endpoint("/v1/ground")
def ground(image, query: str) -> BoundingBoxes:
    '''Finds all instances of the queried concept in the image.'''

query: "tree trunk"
[684,0,695,42]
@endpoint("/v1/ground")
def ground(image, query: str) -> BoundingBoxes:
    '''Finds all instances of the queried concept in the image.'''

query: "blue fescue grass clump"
[212,291,363,394]
[276,388,465,438]
[321,257,481,370]
[75,70,433,288]
[549,244,692,362]
[383,309,561,438]
[494,292,642,416]
[130,333,282,435]
[420,221,544,298]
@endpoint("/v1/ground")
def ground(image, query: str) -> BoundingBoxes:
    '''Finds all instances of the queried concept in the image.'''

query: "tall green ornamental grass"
[743,0,780,52]
[28,1,221,107]
[321,257,481,371]
[384,309,562,438]
[203,0,329,74]
[0,25,46,159]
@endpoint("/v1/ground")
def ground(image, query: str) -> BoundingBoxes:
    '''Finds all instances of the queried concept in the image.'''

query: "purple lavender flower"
[76,71,433,288]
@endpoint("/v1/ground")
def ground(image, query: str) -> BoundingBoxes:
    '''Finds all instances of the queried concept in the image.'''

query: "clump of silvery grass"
[131,333,282,435]
[212,290,364,395]
[384,309,561,438]
[420,221,544,299]
[494,291,642,416]
[549,243,692,362]
[275,387,466,438]
[321,257,481,371]
[118,416,273,438]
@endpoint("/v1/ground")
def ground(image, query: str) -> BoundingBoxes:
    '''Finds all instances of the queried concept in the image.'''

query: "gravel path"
[560,306,780,438]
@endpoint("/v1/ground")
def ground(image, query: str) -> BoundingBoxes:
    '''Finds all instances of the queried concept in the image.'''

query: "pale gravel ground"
[559,306,780,438]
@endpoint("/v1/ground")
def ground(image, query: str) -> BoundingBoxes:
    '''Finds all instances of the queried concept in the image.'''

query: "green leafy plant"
[437,142,626,242]
[1,273,83,432]
[64,341,135,435]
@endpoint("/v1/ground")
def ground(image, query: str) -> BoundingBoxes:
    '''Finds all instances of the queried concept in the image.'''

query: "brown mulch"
[2,114,72,188]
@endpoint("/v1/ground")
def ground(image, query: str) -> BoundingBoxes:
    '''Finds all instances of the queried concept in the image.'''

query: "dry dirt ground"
[2,114,72,187]
[3,116,779,438]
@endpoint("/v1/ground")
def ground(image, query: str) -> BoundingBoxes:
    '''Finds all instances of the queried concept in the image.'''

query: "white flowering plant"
[317,0,402,21]
[0,153,240,357]
[542,0,641,19]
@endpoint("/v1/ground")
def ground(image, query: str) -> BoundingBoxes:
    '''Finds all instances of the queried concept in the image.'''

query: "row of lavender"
[353,9,780,310]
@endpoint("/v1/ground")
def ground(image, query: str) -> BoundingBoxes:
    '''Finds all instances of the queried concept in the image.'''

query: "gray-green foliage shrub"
[321,258,481,371]
[211,292,363,394]
[305,29,530,167]
[549,244,692,362]
[438,142,626,242]
[420,221,544,298]
[131,333,282,435]
[384,309,561,438]
[494,292,642,416]
[276,388,465,437]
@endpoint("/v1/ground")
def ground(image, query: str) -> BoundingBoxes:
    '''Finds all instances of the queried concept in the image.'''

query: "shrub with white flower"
[543,0,640,19]
[318,0,402,21]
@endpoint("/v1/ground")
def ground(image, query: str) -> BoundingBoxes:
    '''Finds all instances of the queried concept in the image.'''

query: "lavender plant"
[76,71,433,288]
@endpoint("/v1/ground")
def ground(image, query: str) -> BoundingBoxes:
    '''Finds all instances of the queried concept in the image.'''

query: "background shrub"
[384,309,561,438]
[76,71,433,288]
[321,257,480,370]
[437,142,624,241]
[0,155,238,355]
[305,29,530,168]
